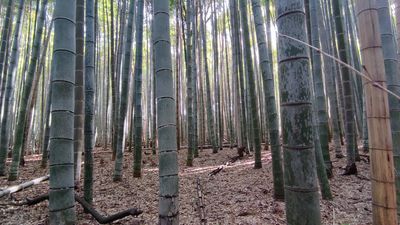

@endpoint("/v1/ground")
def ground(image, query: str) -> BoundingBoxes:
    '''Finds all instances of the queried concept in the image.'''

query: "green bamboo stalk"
[113,0,135,181]
[251,0,284,199]
[192,1,199,158]
[332,0,358,175]
[0,0,13,108]
[232,0,247,151]
[229,0,242,149]
[0,0,21,176]
[308,0,333,177]
[200,1,218,154]
[84,0,95,204]
[186,0,194,166]
[48,0,77,223]
[133,0,144,177]
[276,0,322,223]
[317,0,343,158]
[8,0,48,181]
[74,0,85,186]
[240,0,261,168]
[154,0,179,223]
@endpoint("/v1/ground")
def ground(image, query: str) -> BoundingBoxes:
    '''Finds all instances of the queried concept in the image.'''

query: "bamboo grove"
[0,0,399,224]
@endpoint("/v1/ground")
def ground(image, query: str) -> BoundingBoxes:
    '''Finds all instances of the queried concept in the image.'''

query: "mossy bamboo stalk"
[48,0,77,223]
[276,0,322,223]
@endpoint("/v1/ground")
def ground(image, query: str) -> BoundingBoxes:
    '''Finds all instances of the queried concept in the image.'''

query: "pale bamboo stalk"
[356,0,398,223]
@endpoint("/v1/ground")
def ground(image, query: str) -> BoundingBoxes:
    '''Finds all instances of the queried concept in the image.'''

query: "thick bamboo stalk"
[154,0,179,224]
[356,0,398,224]
[49,0,77,223]
[276,0,321,223]
[376,0,400,216]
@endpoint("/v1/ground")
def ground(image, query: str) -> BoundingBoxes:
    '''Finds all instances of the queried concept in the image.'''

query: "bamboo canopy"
[355,0,398,224]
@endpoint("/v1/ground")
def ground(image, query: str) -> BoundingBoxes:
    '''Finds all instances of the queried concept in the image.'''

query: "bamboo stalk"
[355,0,398,224]
[0,175,49,198]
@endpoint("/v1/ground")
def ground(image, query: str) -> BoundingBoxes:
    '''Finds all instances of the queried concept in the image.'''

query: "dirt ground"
[0,145,372,225]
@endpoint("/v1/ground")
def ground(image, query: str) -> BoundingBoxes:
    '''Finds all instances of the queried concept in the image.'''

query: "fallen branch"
[196,178,207,225]
[208,155,243,176]
[26,193,49,206]
[228,155,241,164]
[181,143,237,150]
[358,154,370,163]
[208,166,223,176]
[0,175,49,198]
[75,195,142,224]
[356,175,370,181]
[20,193,143,224]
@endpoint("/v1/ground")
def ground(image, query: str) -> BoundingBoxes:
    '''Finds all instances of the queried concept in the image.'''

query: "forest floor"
[0,144,372,225]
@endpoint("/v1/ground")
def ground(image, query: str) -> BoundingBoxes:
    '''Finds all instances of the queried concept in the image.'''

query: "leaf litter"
[0,145,372,224]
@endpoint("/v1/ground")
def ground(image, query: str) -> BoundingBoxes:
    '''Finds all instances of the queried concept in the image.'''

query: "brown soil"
[0,145,372,224]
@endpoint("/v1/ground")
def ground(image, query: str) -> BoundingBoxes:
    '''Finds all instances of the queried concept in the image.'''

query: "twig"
[356,175,370,181]
[208,166,223,176]
[276,32,400,100]
[196,178,207,225]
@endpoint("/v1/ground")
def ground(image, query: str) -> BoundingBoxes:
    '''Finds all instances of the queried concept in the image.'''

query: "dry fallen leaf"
[0,145,372,224]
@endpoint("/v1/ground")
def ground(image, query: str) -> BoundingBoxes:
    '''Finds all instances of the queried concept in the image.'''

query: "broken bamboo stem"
[0,175,49,198]
[21,193,143,224]
[208,166,223,176]
[196,178,207,225]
